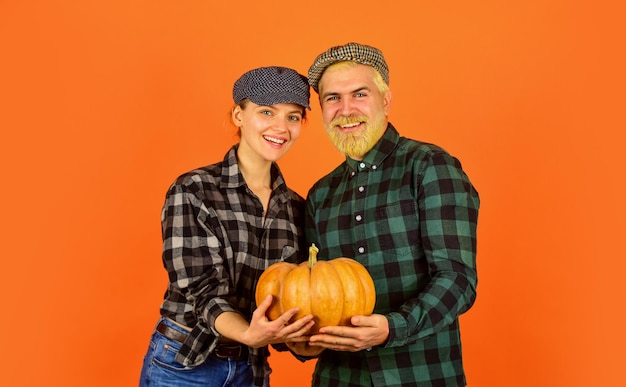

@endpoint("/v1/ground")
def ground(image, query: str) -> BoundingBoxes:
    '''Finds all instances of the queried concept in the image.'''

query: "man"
[296,42,480,386]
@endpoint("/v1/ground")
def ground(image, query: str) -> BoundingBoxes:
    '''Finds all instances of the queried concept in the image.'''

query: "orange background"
[1,1,624,386]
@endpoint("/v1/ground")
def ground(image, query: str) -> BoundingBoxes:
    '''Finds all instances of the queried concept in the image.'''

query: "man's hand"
[308,314,389,352]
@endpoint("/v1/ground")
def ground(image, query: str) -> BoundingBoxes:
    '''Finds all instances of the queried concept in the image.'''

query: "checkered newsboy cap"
[233,66,310,110]
[308,42,389,92]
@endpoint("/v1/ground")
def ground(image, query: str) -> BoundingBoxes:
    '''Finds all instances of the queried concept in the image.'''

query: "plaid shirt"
[158,145,305,386]
[304,124,480,387]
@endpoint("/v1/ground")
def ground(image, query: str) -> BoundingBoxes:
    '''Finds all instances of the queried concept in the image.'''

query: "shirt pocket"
[280,245,298,262]
[373,200,420,255]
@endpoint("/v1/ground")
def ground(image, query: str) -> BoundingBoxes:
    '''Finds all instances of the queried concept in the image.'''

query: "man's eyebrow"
[321,86,371,100]
[352,86,371,94]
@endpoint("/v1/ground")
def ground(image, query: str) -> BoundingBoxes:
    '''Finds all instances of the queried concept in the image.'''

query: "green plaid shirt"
[304,124,480,387]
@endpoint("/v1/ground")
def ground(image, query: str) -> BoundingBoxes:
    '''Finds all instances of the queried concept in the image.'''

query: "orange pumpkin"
[255,244,376,332]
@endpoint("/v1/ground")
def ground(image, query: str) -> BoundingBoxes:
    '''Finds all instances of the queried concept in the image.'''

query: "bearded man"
[289,42,481,387]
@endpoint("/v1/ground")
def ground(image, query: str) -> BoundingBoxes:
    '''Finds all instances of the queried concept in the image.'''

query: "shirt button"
[351,171,356,177]
[356,215,362,221]
[359,162,366,169]
[358,186,365,192]
[358,247,365,254]
[372,165,377,170]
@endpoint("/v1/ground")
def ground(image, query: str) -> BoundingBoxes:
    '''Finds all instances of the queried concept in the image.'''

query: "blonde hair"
[323,61,390,94]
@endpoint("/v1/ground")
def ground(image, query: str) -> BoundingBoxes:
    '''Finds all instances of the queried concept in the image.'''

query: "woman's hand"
[240,295,315,348]
[286,341,325,357]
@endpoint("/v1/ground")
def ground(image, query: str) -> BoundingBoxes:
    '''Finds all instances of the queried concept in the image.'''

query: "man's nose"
[339,98,355,116]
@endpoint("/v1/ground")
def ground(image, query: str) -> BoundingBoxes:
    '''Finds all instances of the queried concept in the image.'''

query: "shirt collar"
[220,145,245,189]
[345,122,399,172]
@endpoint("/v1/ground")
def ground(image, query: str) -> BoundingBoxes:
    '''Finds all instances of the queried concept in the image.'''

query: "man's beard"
[326,115,386,159]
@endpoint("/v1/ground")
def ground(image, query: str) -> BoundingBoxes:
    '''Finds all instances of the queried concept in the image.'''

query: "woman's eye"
[261,110,272,116]
[289,115,302,122]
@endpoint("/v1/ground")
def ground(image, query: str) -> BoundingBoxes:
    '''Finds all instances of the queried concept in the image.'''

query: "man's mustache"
[329,115,369,128]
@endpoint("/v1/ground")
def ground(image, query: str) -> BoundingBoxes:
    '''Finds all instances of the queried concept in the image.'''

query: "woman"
[139,66,315,387]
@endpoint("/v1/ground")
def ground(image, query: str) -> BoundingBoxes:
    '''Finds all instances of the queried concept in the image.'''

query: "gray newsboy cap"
[308,42,389,93]
[233,66,310,110]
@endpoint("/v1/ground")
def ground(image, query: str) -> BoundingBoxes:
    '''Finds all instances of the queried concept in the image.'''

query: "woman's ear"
[231,104,243,127]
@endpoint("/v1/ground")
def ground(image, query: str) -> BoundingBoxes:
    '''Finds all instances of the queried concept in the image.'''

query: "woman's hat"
[233,66,310,110]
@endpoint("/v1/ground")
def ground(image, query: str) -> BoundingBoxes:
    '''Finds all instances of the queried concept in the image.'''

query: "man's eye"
[289,115,302,122]
[261,110,272,116]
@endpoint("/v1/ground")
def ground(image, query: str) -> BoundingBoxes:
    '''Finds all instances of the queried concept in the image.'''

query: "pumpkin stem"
[308,243,319,268]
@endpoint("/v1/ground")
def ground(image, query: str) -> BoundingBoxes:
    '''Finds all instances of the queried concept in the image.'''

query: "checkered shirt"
[304,124,480,386]
[158,145,305,386]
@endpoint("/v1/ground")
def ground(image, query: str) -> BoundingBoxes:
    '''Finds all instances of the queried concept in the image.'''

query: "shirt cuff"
[384,312,409,347]
[204,297,239,331]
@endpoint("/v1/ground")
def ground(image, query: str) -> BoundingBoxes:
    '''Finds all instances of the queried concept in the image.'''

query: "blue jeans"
[139,318,257,387]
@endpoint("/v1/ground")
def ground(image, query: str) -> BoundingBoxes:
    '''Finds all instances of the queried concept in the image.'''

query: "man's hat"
[308,42,389,93]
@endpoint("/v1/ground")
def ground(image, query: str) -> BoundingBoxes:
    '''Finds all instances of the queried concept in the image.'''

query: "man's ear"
[383,90,392,115]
